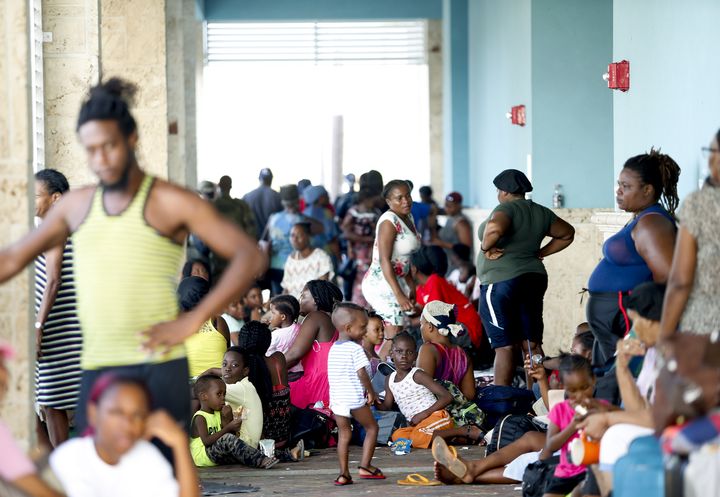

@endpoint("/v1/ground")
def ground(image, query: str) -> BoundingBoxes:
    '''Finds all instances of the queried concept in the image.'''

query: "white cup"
[259,439,275,457]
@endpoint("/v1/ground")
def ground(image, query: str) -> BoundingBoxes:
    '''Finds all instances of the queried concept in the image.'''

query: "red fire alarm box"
[506,105,526,126]
[604,60,630,92]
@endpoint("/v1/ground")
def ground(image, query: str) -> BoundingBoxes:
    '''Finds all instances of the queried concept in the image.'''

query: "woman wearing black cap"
[478,169,575,386]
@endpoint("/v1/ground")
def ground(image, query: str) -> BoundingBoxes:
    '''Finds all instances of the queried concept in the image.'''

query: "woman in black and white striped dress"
[34,169,82,447]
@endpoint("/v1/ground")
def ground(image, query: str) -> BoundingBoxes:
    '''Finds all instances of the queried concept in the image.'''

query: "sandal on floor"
[465,424,485,445]
[431,437,468,480]
[397,474,442,486]
[358,466,386,479]
[261,457,279,469]
[334,474,353,486]
[290,439,305,461]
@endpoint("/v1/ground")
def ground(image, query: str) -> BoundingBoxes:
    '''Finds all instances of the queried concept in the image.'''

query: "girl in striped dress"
[34,169,83,447]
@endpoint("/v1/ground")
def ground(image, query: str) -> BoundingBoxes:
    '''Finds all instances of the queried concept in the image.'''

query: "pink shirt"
[547,400,585,478]
[0,420,35,481]
[267,323,302,373]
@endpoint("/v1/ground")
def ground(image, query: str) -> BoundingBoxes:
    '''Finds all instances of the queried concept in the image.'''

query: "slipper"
[291,439,305,461]
[334,474,353,486]
[358,466,386,479]
[261,457,279,470]
[431,437,468,480]
[397,474,442,486]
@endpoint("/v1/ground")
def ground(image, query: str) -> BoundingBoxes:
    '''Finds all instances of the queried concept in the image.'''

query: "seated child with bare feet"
[222,297,246,346]
[190,374,278,469]
[377,332,453,449]
[328,302,385,485]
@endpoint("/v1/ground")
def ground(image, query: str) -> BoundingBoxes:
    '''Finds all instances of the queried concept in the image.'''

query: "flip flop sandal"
[431,437,468,480]
[358,466,386,479]
[397,474,442,486]
[465,425,485,445]
[262,457,279,470]
[334,474,353,486]
[291,439,305,461]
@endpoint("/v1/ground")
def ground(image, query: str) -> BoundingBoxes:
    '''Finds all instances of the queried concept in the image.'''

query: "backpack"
[475,385,536,429]
[290,407,337,449]
[486,414,546,456]
[522,458,558,497]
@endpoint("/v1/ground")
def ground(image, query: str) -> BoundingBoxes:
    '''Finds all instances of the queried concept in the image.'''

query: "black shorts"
[74,358,191,434]
[479,272,548,349]
[544,471,586,495]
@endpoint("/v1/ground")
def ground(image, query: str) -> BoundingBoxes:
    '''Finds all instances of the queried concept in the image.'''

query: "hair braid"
[306,280,343,313]
[656,151,680,217]
[623,148,681,217]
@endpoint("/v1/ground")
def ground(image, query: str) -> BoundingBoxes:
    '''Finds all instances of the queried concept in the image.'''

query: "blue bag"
[475,385,535,429]
[613,435,664,497]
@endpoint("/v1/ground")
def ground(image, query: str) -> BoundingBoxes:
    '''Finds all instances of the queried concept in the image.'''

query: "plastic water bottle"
[552,184,564,208]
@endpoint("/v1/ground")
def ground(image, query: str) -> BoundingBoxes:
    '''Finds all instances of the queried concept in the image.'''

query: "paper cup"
[259,439,275,458]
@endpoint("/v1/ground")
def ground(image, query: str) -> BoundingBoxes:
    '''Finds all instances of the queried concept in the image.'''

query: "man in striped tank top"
[0,78,266,435]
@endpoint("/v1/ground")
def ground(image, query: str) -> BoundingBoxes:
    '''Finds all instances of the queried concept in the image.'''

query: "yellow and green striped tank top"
[73,174,185,370]
[186,320,227,378]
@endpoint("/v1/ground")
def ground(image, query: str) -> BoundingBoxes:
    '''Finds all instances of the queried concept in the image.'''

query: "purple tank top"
[430,343,469,386]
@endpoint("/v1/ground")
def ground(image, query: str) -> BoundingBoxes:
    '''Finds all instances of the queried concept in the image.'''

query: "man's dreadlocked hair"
[306,280,343,313]
[77,77,138,137]
[623,148,681,217]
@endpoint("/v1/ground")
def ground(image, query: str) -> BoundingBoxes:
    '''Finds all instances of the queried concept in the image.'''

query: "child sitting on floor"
[190,374,278,470]
[201,347,265,450]
[362,311,384,377]
[542,354,603,497]
[328,302,384,486]
[222,297,246,346]
[244,284,266,322]
[264,295,303,375]
[377,332,453,449]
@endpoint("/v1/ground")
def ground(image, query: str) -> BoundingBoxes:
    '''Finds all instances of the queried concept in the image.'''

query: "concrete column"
[166,0,201,188]
[427,19,444,198]
[100,0,169,178]
[42,0,101,186]
[442,0,470,200]
[0,0,35,444]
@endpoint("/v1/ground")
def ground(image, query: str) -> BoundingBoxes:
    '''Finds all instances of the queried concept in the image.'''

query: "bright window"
[198,21,431,196]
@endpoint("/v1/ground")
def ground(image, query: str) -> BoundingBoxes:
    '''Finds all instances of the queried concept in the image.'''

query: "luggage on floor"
[521,457,558,497]
[486,414,546,456]
[613,435,663,497]
[475,385,535,429]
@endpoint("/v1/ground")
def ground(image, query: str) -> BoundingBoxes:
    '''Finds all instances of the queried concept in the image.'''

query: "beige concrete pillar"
[427,19,444,198]
[42,0,100,186]
[0,0,35,444]
[100,0,168,178]
[166,0,201,189]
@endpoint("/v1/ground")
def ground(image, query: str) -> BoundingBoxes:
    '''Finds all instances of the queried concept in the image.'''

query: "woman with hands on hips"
[361,180,421,358]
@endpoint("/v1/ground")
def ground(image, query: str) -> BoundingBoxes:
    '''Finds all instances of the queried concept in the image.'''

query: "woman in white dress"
[362,180,421,358]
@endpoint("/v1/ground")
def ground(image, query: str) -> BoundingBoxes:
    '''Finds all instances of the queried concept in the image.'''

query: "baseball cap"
[445,192,463,204]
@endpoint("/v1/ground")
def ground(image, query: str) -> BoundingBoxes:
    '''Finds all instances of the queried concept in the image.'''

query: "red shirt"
[416,274,483,347]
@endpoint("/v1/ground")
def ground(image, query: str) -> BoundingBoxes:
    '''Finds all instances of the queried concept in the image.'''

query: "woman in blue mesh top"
[586,149,680,367]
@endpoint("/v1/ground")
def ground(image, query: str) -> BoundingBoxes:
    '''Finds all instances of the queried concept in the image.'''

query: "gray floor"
[198,444,521,497]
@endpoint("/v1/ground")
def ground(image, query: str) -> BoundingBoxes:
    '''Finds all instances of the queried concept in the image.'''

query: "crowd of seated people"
[2,127,720,496]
